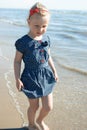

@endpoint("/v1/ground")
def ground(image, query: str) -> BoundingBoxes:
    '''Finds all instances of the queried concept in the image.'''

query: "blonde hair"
[29,2,49,18]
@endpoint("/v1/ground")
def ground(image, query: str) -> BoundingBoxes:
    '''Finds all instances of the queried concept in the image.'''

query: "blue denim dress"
[15,35,56,99]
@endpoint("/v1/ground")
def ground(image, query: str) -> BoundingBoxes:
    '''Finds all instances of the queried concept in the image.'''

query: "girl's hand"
[16,79,24,91]
[54,72,59,82]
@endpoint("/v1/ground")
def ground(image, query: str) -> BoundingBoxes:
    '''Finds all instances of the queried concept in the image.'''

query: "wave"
[57,33,77,40]
[52,55,87,75]
[58,61,87,75]
[0,18,27,27]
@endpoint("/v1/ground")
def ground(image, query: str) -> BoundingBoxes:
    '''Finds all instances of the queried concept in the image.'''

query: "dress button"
[40,49,44,52]
[40,59,45,63]
[38,40,42,44]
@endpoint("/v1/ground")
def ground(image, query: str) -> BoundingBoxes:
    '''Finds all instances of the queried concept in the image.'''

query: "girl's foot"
[36,120,49,130]
[28,124,40,130]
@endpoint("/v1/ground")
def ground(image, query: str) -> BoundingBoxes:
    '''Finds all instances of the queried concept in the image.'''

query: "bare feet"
[36,120,49,130]
[28,124,40,130]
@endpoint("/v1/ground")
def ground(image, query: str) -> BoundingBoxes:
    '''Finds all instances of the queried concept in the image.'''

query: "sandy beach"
[0,21,87,130]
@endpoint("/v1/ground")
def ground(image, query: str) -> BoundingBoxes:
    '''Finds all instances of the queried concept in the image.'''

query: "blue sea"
[0,8,87,75]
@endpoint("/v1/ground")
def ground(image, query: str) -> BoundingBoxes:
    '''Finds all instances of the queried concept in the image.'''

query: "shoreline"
[0,70,23,128]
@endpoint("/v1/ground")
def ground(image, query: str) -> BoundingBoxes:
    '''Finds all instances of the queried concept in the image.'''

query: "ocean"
[0,8,87,75]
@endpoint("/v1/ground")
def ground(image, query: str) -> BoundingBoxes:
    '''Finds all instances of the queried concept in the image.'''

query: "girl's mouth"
[37,32,41,35]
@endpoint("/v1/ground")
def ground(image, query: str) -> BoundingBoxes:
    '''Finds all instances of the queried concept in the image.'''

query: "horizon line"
[0,7,87,11]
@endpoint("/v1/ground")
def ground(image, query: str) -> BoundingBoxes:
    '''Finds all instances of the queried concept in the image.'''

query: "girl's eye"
[43,24,48,28]
[43,25,47,28]
[34,25,47,28]
[35,25,39,28]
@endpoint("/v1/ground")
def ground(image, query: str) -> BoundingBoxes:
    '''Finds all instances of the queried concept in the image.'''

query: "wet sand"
[0,22,87,130]
[0,59,23,128]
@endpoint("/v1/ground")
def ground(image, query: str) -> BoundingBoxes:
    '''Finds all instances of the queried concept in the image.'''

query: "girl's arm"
[14,51,24,91]
[48,49,59,82]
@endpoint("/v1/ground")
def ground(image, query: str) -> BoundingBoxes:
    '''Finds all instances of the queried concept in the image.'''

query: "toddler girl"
[14,2,58,130]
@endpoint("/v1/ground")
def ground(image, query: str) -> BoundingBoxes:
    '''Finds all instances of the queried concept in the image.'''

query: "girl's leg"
[27,98,39,128]
[36,93,53,130]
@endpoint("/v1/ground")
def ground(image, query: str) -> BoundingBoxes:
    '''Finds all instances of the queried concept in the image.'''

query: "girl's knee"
[42,93,53,112]
[43,104,53,112]
[30,103,39,112]
[28,99,39,112]
[35,103,39,110]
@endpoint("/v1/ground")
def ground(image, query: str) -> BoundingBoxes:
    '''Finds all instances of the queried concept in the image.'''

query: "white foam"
[4,70,26,126]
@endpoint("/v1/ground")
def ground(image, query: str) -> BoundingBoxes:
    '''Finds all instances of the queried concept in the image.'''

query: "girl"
[14,2,58,130]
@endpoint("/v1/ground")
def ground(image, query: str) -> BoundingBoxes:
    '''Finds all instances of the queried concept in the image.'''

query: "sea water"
[0,8,87,74]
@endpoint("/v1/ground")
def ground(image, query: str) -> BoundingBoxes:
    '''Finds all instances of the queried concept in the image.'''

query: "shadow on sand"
[0,127,28,130]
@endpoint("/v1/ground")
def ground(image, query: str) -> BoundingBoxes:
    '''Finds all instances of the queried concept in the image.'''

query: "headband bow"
[29,8,48,17]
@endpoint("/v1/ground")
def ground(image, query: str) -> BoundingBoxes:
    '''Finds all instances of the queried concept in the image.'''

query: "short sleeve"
[15,39,25,54]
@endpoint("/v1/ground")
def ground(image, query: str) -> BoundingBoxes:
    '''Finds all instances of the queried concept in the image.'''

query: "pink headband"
[29,7,48,17]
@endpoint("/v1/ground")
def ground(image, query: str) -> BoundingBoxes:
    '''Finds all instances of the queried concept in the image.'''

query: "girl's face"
[27,14,50,37]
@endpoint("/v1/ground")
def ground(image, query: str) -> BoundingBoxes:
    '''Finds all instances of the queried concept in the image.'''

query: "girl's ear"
[27,18,30,25]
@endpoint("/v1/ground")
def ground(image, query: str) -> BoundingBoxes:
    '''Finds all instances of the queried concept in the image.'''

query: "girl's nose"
[38,27,43,32]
